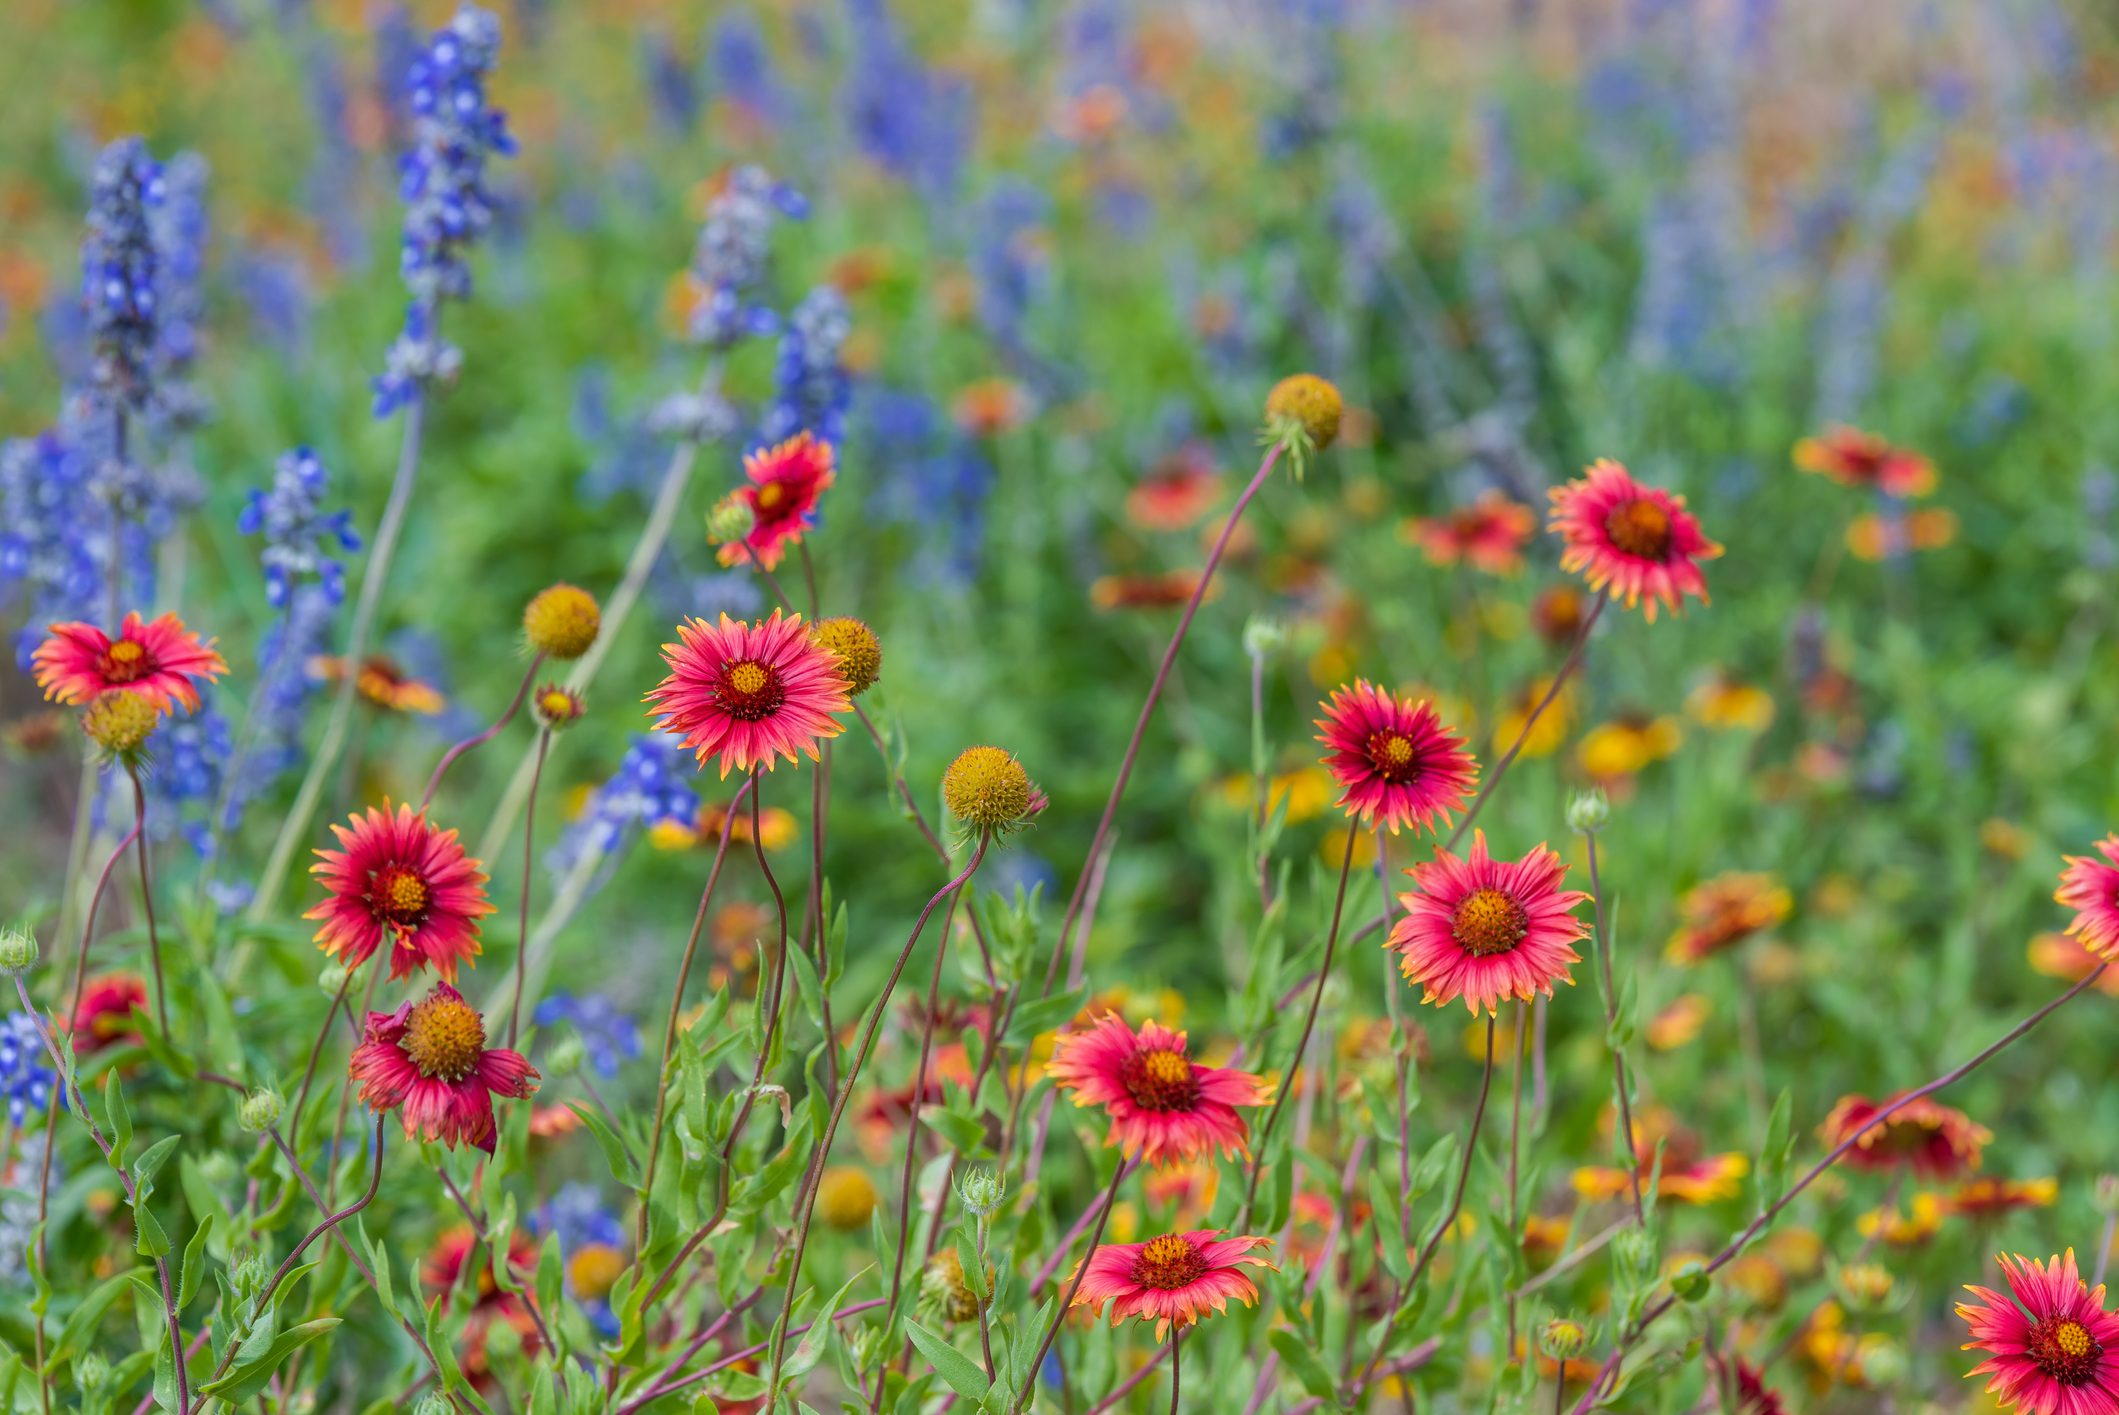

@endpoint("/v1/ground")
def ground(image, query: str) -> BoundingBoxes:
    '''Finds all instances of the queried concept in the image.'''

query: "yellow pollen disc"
[727,660,769,696]
[1140,1049,1192,1087]
[1132,1234,1209,1291]
[1452,887,1529,957]
[1379,734,1413,766]
[403,996,486,1083]
[386,874,429,916]
[108,641,144,664]
[2059,1321,2093,1358]
[756,483,786,510]
[542,692,572,716]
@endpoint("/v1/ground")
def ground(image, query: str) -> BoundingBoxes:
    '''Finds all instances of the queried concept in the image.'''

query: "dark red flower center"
[1364,730,1421,784]
[2027,1314,2102,1385]
[1132,1234,1208,1291]
[100,638,152,683]
[403,993,486,1083]
[717,658,785,722]
[369,865,430,931]
[1604,498,1673,560]
[1452,887,1529,957]
[1121,1047,1200,1112]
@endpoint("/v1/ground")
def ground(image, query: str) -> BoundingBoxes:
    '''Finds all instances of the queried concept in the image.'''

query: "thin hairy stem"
[507,727,552,1049]
[421,653,544,810]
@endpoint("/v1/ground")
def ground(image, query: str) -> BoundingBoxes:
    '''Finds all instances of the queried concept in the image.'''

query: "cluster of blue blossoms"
[237,447,361,609]
[373,5,515,416]
[547,735,697,882]
[81,139,163,410]
[532,993,641,1078]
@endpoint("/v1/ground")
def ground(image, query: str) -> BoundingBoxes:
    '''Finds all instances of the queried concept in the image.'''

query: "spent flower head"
[81,691,163,762]
[524,583,601,660]
[1262,373,1342,478]
[810,616,882,697]
[942,746,1043,835]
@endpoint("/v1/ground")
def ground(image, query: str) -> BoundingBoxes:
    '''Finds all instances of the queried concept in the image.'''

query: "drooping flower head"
[1315,681,1477,836]
[714,432,835,571]
[1547,459,1722,621]
[2056,837,2119,960]
[1390,831,1587,1015]
[1664,872,1793,965]
[1069,1230,1275,1340]
[69,973,147,1055]
[645,610,849,777]
[33,613,227,712]
[1822,1093,1991,1180]
[1795,426,1936,499]
[1958,1250,2119,1415]
[1047,1014,1269,1167]
[350,981,538,1154]
[1406,490,1538,575]
[307,802,493,981]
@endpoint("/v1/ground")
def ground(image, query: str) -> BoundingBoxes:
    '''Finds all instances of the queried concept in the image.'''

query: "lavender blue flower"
[532,993,640,1077]
[842,0,971,198]
[758,285,852,448]
[0,1012,57,1129]
[82,138,163,410]
[148,152,210,432]
[548,735,698,878]
[680,165,805,352]
[239,447,361,608]
[0,1132,50,1286]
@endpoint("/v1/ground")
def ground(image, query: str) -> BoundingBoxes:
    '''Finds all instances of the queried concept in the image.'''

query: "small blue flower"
[239,447,361,608]
[82,138,163,410]
[681,165,804,353]
[0,1012,58,1129]
[532,994,640,1077]
[758,286,852,449]
[549,736,698,878]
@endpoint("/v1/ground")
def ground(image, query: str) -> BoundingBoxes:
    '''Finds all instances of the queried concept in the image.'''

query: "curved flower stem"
[124,763,170,1039]
[1041,443,1282,996]
[192,1115,387,1411]
[325,963,385,1205]
[1584,833,1645,1226]
[15,977,190,1414]
[875,891,963,1394]
[615,1299,888,1414]
[34,816,140,1409]
[1015,1158,1129,1413]
[636,772,755,1253]
[288,968,355,1137]
[507,727,552,1050]
[1240,823,1361,1223]
[1505,998,1529,1353]
[251,389,429,921]
[1349,1016,1499,1396]
[1445,594,1606,853]
[853,704,997,984]
[764,836,991,1394]
[806,739,838,1088]
[1169,1327,1181,1415]
[420,653,544,811]
[1567,964,2111,1414]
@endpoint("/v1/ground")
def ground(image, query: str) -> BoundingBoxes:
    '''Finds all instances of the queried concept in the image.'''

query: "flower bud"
[1242,615,1286,659]
[956,1167,1004,1220]
[318,963,350,997]
[1612,1226,1657,1280]
[1838,1262,1894,1310]
[532,684,587,731]
[1566,788,1610,835]
[544,1034,586,1079]
[1669,1260,1711,1303]
[74,1352,109,1393]
[413,1396,453,1415]
[706,491,753,547]
[0,923,38,976]
[1538,1316,1589,1361]
[238,1088,284,1133]
[1856,1336,1905,1386]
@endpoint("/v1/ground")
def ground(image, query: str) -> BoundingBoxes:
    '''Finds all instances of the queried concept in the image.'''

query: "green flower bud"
[1242,615,1286,660]
[955,1167,1004,1220]
[544,1034,586,1079]
[1566,788,1611,835]
[0,923,38,976]
[74,1351,108,1393]
[1670,1260,1711,1303]
[238,1088,284,1133]
[1538,1316,1589,1361]
[318,963,350,997]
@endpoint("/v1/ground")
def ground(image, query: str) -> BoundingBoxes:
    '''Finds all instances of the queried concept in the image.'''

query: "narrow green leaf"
[903,1319,990,1402]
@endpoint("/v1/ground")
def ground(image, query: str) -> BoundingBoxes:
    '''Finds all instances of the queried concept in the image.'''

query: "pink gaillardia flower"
[714,431,835,571]
[1315,681,1477,836]
[308,803,494,982]
[645,610,850,778]
[1794,426,1937,499]
[32,612,228,712]
[1821,1092,1992,1180]
[1389,830,1588,1014]
[349,982,539,1155]
[1958,1250,2119,1415]
[1069,1230,1275,1340]
[1046,1014,1269,1167]
[2056,836,2119,960]
[1547,458,1722,621]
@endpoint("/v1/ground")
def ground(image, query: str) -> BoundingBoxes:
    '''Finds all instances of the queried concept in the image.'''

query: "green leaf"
[131,1134,181,1196]
[50,1267,149,1365]
[785,1264,871,1381]
[197,1318,341,1401]
[1758,1087,1795,1215]
[1001,986,1088,1047]
[102,1072,132,1170]
[178,1215,213,1311]
[568,1101,640,1187]
[535,1233,564,1342]
[133,1203,169,1258]
[1268,1329,1339,1401]
[903,1319,990,1402]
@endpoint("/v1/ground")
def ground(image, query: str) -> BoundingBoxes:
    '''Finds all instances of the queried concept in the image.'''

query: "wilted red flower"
[1404,490,1537,574]
[715,432,835,571]
[1315,681,1477,837]
[349,982,539,1155]
[1822,1093,1991,1180]
[1547,459,1722,621]
[1950,1178,2059,1219]
[2056,837,2119,960]
[1389,831,1586,1015]
[1958,1249,2119,1415]
[646,610,849,778]
[1069,1230,1275,1339]
[1047,1014,1269,1167]
[68,973,146,1055]
[1794,426,1936,498]
[307,802,493,982]
[32,612,227,712]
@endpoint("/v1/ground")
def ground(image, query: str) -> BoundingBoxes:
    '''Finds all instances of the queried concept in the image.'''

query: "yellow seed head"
[817,1165,879,1231]
[532,684,586,731]
[81,693,162,758]
[1264,373,1343,452]
[810,617,883,696]
[942,746,1032,831]
[523,584,601,660]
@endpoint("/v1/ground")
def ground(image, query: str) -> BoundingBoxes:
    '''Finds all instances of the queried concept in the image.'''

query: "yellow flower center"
[1603,498,1674,560]
[2028,1314,2102,1385]
[941,746,1033,830]
[1365,730,1420,784]
[402,994,486,1083]
[101,639,150,683]
[1451,887,1529,957]
[756,482,786,511]
[717,658,784,722]
[371,866,429,928]
[1120,1046,1200,1113]
[1132,1234,1209,1291]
